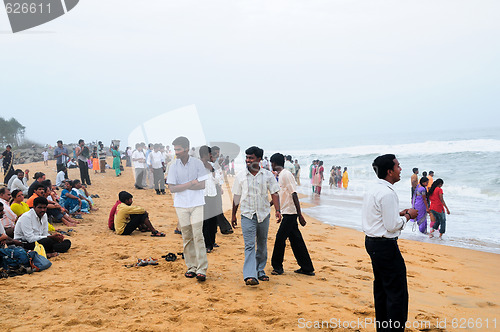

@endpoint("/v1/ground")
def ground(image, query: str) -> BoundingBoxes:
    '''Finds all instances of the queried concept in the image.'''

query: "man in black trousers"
[269,153,314,276]
[362,154,418,331]
[75,139,91,185]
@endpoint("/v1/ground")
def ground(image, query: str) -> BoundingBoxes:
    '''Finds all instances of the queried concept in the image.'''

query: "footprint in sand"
[477,302,497,308]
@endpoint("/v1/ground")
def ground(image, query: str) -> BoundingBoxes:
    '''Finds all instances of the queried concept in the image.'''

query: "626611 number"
[5,2,51,14]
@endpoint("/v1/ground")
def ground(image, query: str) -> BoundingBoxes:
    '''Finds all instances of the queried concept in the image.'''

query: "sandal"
[271,269,284,275]
[162,253,177,262]
[245,277,259,285]
[258,275,269,281]
[146,257,158,265]
[185,271,196,278]
[151,230,165,237]
[196,273,206,281]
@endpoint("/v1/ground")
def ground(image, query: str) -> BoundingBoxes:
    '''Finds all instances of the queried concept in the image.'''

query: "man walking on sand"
[231,146,281,286]
[167,136,209,282]
[362,154,418,331]
[270,153,314,277]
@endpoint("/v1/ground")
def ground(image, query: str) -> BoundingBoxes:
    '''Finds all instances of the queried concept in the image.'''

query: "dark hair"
[422,171,427,177]
[0,187,7,195]
[33,196,48,207]
[245,146,264,159]
[57,140,63,144]
[372,154,396,179]
[211,146,220,152]
[10,189,22,204]
[0,201,3,208]
[15,169,23,175]
[71,179,80,187]
[412,168,418,174]
[429,171,434,175]
[33,172,45,180]
[199,145,211,158]
[41,180,52,188]
[270,153,285,167]
[78,139,84,144]
[119,191,133,203]
[34,183,46,191]
[419,176,429,186]
[428,178,444,197]
[6,145,12,149]
[286,155,292,161]
[172,136,190,149]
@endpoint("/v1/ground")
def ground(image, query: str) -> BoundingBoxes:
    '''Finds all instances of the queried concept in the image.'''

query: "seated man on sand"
[0,187,17,238]
[26,183,47,208]
[10,169,29,196]
[14,197,71,256]
[73,180,98,212]
[56,166,68,187]
[60,180,84,219]
[0,202,22,246]
[114,191,165,237]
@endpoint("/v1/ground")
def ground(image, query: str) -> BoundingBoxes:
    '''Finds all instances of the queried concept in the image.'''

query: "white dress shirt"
[132,150,146,169]
[56,170,66,187]
[233,167,280,223]
[14,208,50,243]
[147,151,165,169]
[278,169,298,215]
[166,157,209,208]
[10,177,29,196]
[362,179,407,238]
[204,162,224,197]
[0,197,17,228]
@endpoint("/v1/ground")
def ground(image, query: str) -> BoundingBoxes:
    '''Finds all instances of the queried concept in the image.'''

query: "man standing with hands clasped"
[362,154,418,332]
[231,146,281,286]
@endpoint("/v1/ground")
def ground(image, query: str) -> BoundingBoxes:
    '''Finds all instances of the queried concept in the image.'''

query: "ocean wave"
[287,139,500,157]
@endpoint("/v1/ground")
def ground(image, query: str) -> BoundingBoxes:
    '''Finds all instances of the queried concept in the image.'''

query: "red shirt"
[429,187,444,213]
[108,200,120,230]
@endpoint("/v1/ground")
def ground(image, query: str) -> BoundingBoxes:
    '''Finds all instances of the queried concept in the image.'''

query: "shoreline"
[1,160,499,331]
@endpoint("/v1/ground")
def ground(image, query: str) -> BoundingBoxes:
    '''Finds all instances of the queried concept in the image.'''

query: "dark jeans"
[431,210,446,233]
[78,159,91,185]
[271,214,314,273]
[122,213,147,235]
[214,186,233,233]
[203,196,218,250]
[365,236,408,332]
[25,237,71,253]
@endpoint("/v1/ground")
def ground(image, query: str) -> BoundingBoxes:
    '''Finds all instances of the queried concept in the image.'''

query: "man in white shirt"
[56,166,67,187]
[42,149,49,166]
[14,197,71,255]
[284,155,295,174]
[10,169,29,196]
[231,146,281,286]
[362,154,417,331]
[0,187,17,238]
[269,153,314,276]
[147,144,166,195]
[132,143,146,190]
[167,136,209,281]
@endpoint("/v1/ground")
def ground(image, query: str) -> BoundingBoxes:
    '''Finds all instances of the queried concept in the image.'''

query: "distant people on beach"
[199,145,220,253]
[98,141,107,173]
[362,154,418,331]
[269,153,314,277]
[294,159,301,185]
[427,171,434,190]
[342,167,349,189]
[411,167,419,200]
[428,179,450,239]
[75,139,91,185]
[313,161,324,195]
[54,140,69,174]
[1,145,15,184]
[111,144,122,177]
[132,143,146,190]
[284,155,295,174]
[147,144,165,195]
[411,176,430,234]
[231,146,280,286]
[42,149,49,166]
[0,187,16,238]
[309,160,317,193]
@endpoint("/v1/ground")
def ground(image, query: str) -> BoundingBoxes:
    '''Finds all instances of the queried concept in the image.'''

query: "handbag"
[28,250,52,272]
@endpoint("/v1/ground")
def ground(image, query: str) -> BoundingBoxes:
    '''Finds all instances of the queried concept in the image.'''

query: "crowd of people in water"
[410,168,450,238]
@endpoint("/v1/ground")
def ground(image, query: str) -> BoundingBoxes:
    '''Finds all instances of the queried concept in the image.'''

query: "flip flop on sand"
[151,231,165,237]
[245,277,259,286]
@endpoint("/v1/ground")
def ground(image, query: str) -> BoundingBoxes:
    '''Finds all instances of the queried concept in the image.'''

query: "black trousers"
[25,237,71,253]
[203,196,219,249]
[214,186,232,233]
[152,168,165,190]
[78,159,91,185]
[271,214,314,272]
[365,236,408,332]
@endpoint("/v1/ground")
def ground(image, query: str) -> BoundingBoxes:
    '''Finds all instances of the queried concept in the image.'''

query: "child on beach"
[428,179,450,239]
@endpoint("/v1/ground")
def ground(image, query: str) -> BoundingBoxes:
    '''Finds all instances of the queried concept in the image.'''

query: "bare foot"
[47,252,59,258]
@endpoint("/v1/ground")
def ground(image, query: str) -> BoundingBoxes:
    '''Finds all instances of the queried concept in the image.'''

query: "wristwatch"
[405,212,411,219]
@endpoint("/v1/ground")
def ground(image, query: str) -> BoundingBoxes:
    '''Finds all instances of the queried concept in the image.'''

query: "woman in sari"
[412,176,430,234]
[314,161,324,195]
[111,145,121,177]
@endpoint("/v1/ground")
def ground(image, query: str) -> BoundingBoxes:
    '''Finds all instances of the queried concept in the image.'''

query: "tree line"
[0,117,25,147]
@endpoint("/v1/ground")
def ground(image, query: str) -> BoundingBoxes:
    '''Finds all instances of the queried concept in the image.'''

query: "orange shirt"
[26,193,40,208]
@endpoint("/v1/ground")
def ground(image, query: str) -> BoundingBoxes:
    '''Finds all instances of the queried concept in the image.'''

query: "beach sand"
[1,160,499,331]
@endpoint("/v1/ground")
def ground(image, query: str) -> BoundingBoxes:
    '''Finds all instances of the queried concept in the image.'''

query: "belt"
[365,236,398,241]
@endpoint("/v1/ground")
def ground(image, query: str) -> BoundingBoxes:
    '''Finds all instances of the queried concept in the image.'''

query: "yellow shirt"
[11,202,30,217]
[427,175,434,190]
[114,203,146,235]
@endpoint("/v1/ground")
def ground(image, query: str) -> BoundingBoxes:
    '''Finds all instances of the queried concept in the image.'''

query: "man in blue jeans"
[231,146,281,286]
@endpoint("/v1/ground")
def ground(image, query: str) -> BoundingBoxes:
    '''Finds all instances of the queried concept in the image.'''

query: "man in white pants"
[167,136,209,281]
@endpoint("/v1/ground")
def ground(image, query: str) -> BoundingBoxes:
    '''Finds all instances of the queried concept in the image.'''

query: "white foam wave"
[287,139,500,157]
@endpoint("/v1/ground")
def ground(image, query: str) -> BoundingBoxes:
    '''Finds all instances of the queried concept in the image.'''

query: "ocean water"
[286,137,500,254]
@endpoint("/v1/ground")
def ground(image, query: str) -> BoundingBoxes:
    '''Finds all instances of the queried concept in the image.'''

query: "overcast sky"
[1,0,499,149]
